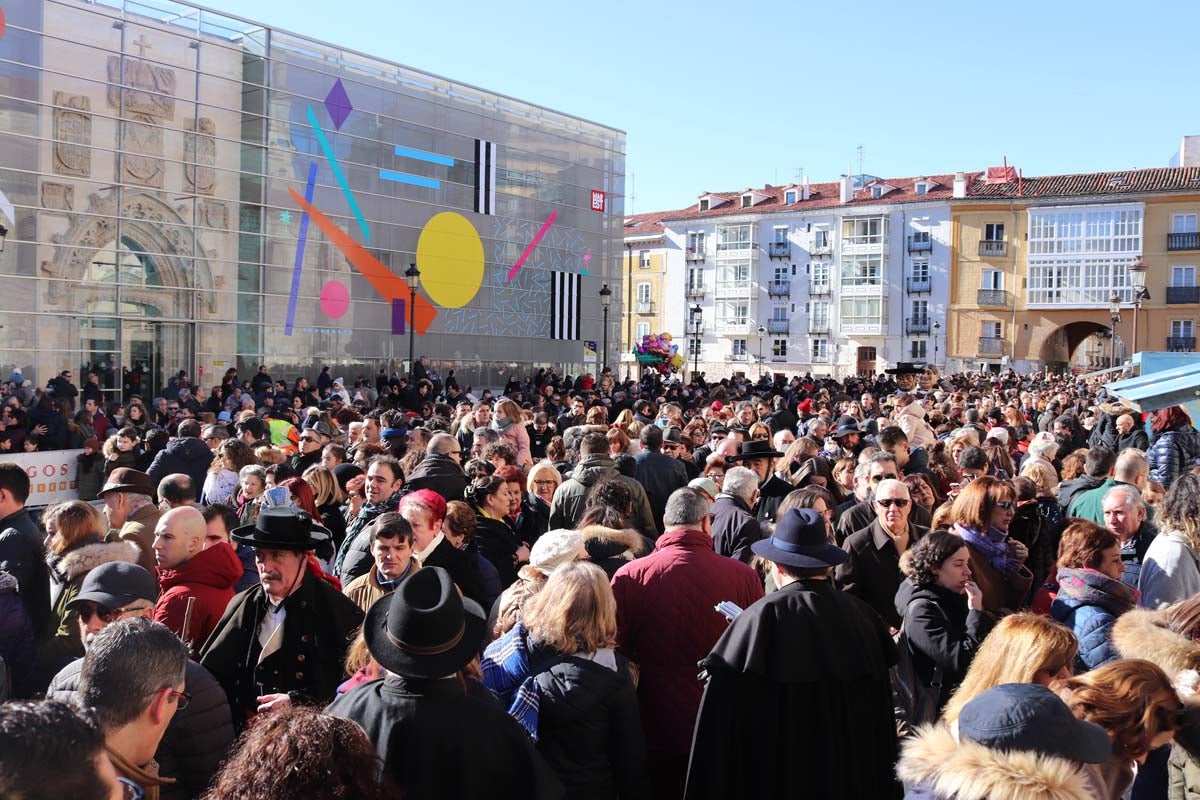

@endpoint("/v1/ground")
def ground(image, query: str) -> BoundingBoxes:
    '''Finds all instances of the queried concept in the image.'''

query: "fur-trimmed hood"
[578,524,650,563]
[1112,607,1200,678]
[896,724,1095,800]
[49,539,142,582]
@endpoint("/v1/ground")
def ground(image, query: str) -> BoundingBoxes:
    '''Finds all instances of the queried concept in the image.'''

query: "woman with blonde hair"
[1141,472,1200,609]
[1054,659,1184,799]
[482,561,648,798]
[492,398,532,467]
[303,465,347,548]
[941,612,1078,723]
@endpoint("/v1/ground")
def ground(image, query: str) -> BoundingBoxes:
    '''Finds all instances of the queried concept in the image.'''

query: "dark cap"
[97,468,154,498]
[66,561,158,610]
[958,683,1112,764]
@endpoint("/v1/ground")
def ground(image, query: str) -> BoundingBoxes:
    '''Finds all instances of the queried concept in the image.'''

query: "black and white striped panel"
[474,139,497,215]
[549,271,581,340]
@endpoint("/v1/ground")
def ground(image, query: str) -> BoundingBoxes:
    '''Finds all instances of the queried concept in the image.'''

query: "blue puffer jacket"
[1147,424,1200,489]
[1051,597,1121,672]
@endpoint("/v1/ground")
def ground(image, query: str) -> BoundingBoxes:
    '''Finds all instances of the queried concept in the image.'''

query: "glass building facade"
[0,0,625,402]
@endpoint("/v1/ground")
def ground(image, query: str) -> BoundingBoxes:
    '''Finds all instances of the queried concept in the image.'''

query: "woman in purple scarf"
[949,476,1033,614]
[1051,519,1138,671]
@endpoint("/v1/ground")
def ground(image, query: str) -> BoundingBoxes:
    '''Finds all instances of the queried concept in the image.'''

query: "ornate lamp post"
[756,324,766,379]
[1109,290,1122,366]
[599,284,612,374]
[1129,257,1149,355]
[932,320,941,370]
[690,304,702,380]
[404,263,420,378]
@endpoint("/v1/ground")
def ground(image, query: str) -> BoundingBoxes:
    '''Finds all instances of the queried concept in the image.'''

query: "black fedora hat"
[363,566,486,679]
[885,361,927,376]
[751,508,848,569]
[231,507,331,552]
[728,440,785,461]
[831,415,863,438]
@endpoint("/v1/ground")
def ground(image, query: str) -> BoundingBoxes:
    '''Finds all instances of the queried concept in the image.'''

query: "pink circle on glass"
[319,280,350,318]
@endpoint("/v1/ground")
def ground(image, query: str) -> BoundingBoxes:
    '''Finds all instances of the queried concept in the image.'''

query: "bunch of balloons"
[633,332,687,375]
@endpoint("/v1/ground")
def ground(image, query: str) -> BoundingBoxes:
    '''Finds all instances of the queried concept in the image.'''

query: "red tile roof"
[966,166,1200,199]
[623,209,683,237]
[658,173,972,223]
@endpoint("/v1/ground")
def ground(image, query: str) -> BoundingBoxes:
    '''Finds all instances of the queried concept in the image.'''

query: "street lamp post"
[690,304,702,380]
[599,284,612,375]
[0,223,8,254]
[1129,257,1149,355]
[756,324,766,379]
[404,263,420,379]
[1109,289,1122,367]
[932,320,941,370]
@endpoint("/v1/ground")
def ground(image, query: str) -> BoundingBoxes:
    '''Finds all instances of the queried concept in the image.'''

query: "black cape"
[684,579,900,800]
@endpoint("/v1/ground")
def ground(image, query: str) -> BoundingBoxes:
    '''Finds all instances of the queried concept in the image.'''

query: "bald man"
[152,505,244,652]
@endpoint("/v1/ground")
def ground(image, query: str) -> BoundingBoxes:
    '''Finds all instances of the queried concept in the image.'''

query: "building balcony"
[808,321,831,335]
[905,317,931,335]
[767,319,789,335]
[685,285,705,300]
[1168,336,1196,352]
[906,277,932,294]
[979,336,1005,356]
[1167,286,1200,304]
[978,239,1008,258]
[977,288,1011,307]
[1168,232,1200,251]
[810,241,833,256]
[907,235,932,254]
[686,247,706,262]
[715,322,750,336]
[767,281,791,297]
[768,242,791,259]
[809,281,832,296]
[810,351,830,363]
[725,353,751,361]
[635,300,656,315]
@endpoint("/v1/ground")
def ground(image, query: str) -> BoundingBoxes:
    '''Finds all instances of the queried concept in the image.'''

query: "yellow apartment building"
[622,212,675,375]
[949,167,1200,374]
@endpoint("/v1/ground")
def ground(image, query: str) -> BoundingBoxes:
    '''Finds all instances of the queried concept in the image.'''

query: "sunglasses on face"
[995,501,1016,510]
[870,474,898,483]
[300,436,319,444]
[876,498,910,508]
[76,601,142,624]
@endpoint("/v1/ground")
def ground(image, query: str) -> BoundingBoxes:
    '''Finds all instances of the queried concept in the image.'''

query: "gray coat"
[547,455,655,537]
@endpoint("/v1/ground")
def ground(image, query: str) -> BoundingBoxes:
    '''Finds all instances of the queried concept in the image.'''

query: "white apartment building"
[658,174,957,379]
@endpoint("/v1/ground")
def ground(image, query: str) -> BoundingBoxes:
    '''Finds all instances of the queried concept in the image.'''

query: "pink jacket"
[894,402,937,449]
[500,423,532,467]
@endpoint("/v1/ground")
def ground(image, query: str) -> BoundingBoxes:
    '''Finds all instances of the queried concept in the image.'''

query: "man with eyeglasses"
[402,433,468,504]
[47,562,234,800]
[691,424,728,468]
[836,478,928,630]
[291,420,333,474]
[835,453,933,544]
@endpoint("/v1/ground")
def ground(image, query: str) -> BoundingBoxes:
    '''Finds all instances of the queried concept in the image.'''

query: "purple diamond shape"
[323,79,353,130]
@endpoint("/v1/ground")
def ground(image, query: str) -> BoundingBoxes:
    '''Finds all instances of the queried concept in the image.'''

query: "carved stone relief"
[183,117,216,195]
[106,43,176,123]
[52,92,91,178]
[41,182,75,211]
[200,200,228,230]
[120,122,164,188]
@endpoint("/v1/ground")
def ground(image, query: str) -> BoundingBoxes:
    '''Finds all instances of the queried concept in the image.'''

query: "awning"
[1104,361,1200,413]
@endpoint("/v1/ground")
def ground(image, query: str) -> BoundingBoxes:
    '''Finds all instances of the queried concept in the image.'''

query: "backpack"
[890,628,944,739]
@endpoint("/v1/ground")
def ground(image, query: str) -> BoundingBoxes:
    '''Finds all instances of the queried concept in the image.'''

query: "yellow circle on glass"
[416,212,485,309]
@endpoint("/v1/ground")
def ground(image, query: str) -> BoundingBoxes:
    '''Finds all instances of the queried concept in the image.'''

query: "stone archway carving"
[41,191,217,315]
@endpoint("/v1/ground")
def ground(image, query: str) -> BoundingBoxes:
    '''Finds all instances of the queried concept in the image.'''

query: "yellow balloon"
[416,212,485,309]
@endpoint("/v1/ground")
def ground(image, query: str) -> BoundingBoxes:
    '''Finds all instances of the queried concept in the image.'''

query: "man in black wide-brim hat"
[685,509,899,800]
[727,439,791,524]
[199,507,363,728]
[326,566,563,800]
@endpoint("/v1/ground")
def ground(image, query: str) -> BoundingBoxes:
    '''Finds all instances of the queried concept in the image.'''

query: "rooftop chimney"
[840,173,853,204]
[952,171,968,199]
[801,175,811,201]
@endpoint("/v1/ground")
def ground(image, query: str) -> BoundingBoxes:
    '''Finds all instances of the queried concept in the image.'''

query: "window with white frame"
[717,224,753,252]
[911,259,930,281]
[773,264,788,282]
[687,267,703,291]
[687,231,706,254]
[910,229,931,245]
[811,339,828,360]
[811,261,830,287]
[699,199,710,212]
[842,216,886,246]
[716,300,748,327]
[840,253,882,286]
[910,340,928,359]
[1173,266,1196,287]
[771,305,788,322]
[741,195,752,208]
[773,226,788,244]
[1174,214,1198,234]
[636,322,650,339]
[915,183,928,196]
[1172,320,1194,338]
[639,250,651,268]
[688,337,701,356]
[717,261,751,287]
[871,186,883,199]
[732,339,747,356]
[911,299,929,322]
[984,223,1005,242]
[982,321,1002,339]
[636,283,651,303]
[981,269,1004,290]
[840,297,883,326]
[810,301,830,329]
[773,339,787,357]
[784,190,797,204]
[813,229,830,250]
[1027,207,1142,305]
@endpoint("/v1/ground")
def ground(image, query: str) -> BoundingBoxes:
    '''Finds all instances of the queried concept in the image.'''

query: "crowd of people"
[5,358,1200,798]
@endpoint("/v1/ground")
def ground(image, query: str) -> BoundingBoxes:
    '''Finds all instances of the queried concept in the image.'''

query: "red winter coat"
[155,542,243,653]
[611,528,763,754]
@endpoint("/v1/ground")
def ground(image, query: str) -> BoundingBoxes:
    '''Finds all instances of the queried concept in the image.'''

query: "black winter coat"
[325,675,564,800]
[421,536,490,610]
[709,495,763,564]
[1148,424,1200,489]
[633,450,688,535]
[835,499,933,546]
[48,657,234,800]
[835,520,928,630]
[474,513,522,589]
[199,571,363,726]
[1056,474,1105,516]
[0,508,50,642]
[146,436,214,502]
[401,454,468,504]
[532,652,650,800]
[895,580,994,712]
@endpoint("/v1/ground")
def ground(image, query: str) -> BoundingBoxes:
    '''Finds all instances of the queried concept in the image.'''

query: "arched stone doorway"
[1038,320,1125,373]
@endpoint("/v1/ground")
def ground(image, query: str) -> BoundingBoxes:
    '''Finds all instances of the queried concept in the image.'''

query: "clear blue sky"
[236,0,1200,214]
